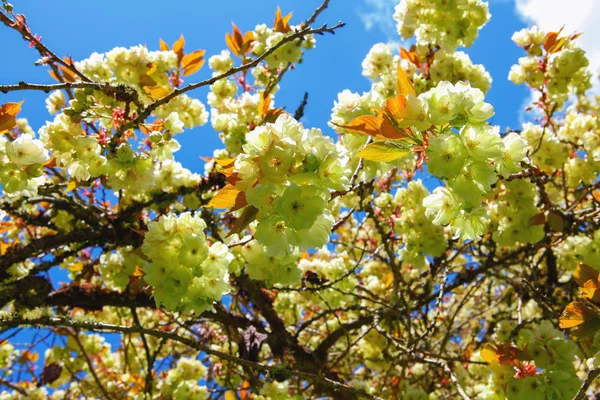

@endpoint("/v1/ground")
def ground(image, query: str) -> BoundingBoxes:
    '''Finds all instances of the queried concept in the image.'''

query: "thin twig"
[1,317,379,400]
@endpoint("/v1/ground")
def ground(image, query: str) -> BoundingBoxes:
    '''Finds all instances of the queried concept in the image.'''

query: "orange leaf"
[274,7,293,33]
[384,96,408,122]
[172,34,185,60]
[43,157,56,168]
[400,45,420,68]
[240,379,251,400]
[559,301,598,329]
[133,265,144,277]
[226,22,244,57]
[181,49,206,76]
[379,117,408,140]
[0,101,24,134]
[205,185,241,209]
[336,115,383,138]
[159,38,169,51]
[544,31,559,51]
[259,92,271,119]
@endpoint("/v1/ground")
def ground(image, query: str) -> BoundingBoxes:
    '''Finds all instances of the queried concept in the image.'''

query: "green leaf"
[357,141,410,162]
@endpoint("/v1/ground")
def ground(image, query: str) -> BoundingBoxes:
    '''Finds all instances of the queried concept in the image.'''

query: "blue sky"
[1,0,532,174]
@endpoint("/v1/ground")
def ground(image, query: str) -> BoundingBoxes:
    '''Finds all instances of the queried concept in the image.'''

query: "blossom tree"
[0,0,599,398]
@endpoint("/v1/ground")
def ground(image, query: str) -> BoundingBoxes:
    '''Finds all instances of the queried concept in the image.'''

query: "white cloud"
[358,0,404,48]
[515,0,600,80]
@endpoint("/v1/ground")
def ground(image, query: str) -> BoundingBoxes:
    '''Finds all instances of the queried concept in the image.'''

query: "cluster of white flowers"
[393,180,447,270]
[489,179,544,247]
[0,127,48,195]
[412,81,527,240]
[476,321,580,399]
[509,27,591,106]
[252,23,315,70]
[234,115,350,258]
[142,212,233,314]
[394,0,490,51]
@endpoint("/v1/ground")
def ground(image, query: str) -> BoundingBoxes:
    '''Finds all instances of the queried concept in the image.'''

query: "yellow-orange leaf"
[581,280,600,304]
[64,180,77,194]
[574,263,599,287]
[181,49,206,76]
[0,101,24,134]
[146,61,158,76]
[68,262,85,272]
[480,343,498,364]
[225,22,254,57]
[214,158,236,169]
[143,85,170,100]
[206,185,241,209]
[400,46,420,68]
[159,38,169,51]
[19,350,39,364]
[479,343,530,365]
[382,271,394,288]
[559,301,597,329]
[172,34,185,59]
[396,61,416,98]
[274,7,293,33]
[0,241,11,256]
[48,61,77,83]
[226,23,244,56]
[224,391,236,400]
[357,141,410,162]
